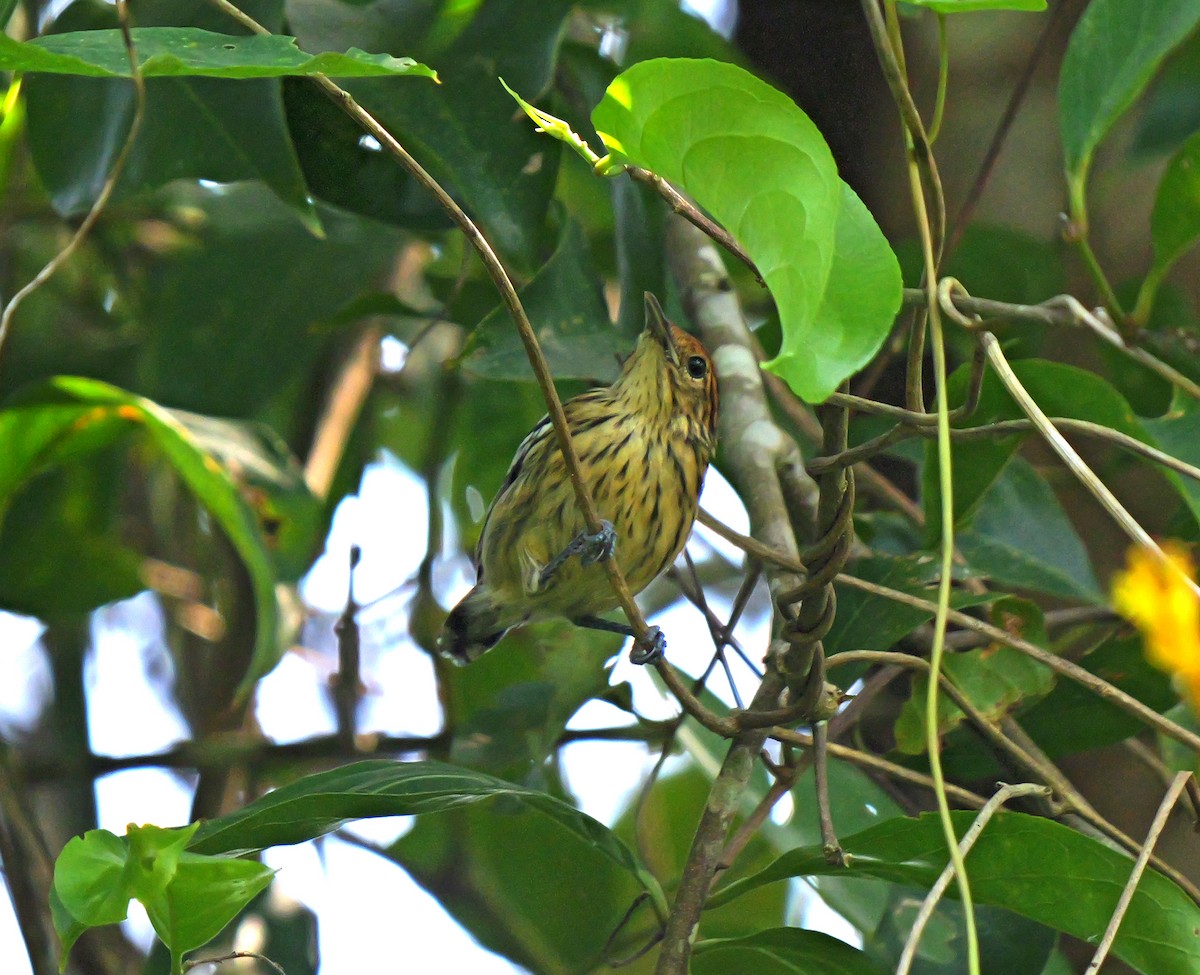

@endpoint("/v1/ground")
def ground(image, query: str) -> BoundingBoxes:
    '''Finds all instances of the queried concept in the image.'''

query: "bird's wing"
[473,413,552,576]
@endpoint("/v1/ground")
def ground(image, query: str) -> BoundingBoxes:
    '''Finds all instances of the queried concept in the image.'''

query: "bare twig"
[812,721,845,866]
[332,545,362,750]
[1084,772,1192,974]
[769,727,987,808]
[0,0,145,364]
[897,783,1051,975]
[945,0,1066,256]
[184,951,287,975]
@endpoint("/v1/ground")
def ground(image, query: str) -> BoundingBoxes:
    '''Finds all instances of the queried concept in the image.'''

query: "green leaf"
[53,830,133,931]
[894,598,1055,754]
[1137,129,1200,322]
[126,822,198,904]
[826,555,991,659]
[899,0,1045,11]
[188,759,667,918]
[709,811,1200,975]
[463,219,625,382]
[956,457,1103,602]
[22,7,320,227]
[1059,0,1200,183]
[143,854,274,967]
[0,377,283,697]
[1143,389,1200,523]
[923,359,1149,535]
[693,928,890,975]
[1019,635,1177,759]
[763,180,902,404]
[0,28,435,78]
[592,58,900,402]
[389,800,647,972]
[51,823,272,968]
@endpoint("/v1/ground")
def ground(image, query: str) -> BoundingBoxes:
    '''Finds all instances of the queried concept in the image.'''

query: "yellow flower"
[1112,543,1200,709]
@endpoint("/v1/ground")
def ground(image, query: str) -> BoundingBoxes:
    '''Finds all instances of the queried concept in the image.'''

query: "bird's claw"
[579,520,616,566]
[629,626,666,665]
[540,520,617,586]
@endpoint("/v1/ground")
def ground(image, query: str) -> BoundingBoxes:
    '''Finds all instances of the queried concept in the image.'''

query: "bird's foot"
[629,626,666,665]
[539,520,616,586]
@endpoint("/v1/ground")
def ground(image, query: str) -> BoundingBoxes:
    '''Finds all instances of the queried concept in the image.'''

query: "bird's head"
[616,293,718,452]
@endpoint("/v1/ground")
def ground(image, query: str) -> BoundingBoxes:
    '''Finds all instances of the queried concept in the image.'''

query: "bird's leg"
[538,519,616,586]
[573,615,666,665]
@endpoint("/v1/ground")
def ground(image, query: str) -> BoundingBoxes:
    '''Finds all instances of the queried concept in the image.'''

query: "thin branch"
[977,329,1199,594]
[897,783,1051,975]
[1084,772,1192,975]
[184,951,287,975]
[626,167,764,287]
[0,0,145,364]
[810,414,1200,488]
[945,0,1066,256]
[812,721,845,865]
[906,285,1200,401]
[206,0,660,662]
[769,727,987,809]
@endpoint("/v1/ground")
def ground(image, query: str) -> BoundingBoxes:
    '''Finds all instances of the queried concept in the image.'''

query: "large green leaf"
[693,928,889,975]
[923,359,1150,535]
[763,181,902,404]
[956,457,1103,603]
[0,377,283,696]
[1059,0,1200,186]
[708,811,1200,975]
[0,27,435,78]
[188,759,667,917]
[23,3,319,225]
[592,58,900,403]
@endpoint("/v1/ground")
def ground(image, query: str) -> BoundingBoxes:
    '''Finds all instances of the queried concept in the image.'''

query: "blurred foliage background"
[4,0,1200,973]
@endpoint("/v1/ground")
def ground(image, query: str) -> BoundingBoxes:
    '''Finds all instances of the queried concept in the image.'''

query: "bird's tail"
[439,585,510,664]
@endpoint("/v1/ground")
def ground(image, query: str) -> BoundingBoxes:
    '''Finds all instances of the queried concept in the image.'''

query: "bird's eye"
[686,355,708,379]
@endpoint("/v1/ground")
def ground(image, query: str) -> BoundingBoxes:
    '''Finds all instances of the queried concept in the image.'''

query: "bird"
[439,292,718,665]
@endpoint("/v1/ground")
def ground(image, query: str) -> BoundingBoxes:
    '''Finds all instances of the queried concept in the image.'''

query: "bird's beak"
[644,292,678,361]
